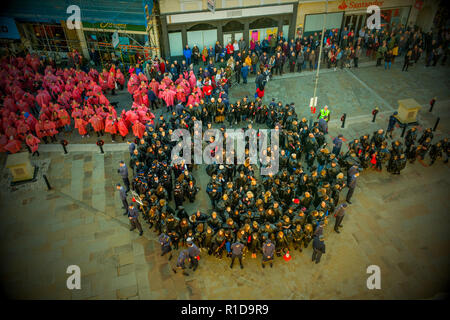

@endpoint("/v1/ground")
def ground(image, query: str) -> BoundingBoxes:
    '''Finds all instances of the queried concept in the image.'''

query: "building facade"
[1,0,161,64]
[159,0,440,58]
[159,0,299,58]
[298,0,440,37]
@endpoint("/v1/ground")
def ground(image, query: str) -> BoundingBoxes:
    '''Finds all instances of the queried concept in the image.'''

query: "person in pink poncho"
[89,114,105,138]
[25,133,40,156]
[44,119,58,142]
[4,136,22,154]
[132,121,145,140]
[75,117,89,138]
[105,115,118,142]
[127,73,139,95]
[107,71,116,95]
[161,88,176,112]
[115,69,125,90]
[117,117,129,141]
[176,85,186,104]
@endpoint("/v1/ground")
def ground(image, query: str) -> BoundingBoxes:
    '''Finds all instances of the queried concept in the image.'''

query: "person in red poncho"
[57,108,71,132]
[115,69,125,90]
[89,114,105,137]
[75,117,89,138]
[35,120,48,143]
[44,119,58,142]
[104,115,118,142]
[25,133,40,156]
[4,136,22,154]
[132,121,145,140]
[107,71,116,95]
[117,117,129,141]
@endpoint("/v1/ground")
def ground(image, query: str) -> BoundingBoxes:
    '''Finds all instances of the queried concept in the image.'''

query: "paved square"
[0,60,449,300]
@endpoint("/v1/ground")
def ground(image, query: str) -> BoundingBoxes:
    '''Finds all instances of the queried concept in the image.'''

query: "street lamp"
[310,0,328,127]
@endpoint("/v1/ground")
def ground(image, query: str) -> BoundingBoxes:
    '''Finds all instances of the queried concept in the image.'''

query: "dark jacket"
[262,242,275,258]
[231,242,244,255]
[148,89,157,101]
[128,206,139,219]
[118,165,129,179]
[313,237,326,253]
[119,187,127,201]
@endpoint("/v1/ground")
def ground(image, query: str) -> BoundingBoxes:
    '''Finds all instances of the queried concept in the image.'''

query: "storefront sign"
[338,0,384,10]
[82,22,146,32]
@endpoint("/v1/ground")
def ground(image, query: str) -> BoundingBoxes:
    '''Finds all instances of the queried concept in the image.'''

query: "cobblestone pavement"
[0,60,449,300]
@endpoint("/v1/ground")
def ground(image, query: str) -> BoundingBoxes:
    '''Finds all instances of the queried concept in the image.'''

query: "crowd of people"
[0,53,161,155]
[115,92,448,274]
[173,24,450,81]
[1,22,449,274]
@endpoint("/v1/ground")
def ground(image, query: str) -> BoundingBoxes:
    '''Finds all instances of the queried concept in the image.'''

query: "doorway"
[343,13,368,32]
[222,20,244,45]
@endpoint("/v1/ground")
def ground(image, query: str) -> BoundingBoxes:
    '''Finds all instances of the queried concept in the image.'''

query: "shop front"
[82,22,150,66]
[298,0,417,37]
[161,3,298,58]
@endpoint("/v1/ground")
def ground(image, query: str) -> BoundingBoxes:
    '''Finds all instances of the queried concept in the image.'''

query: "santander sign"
[338,0,385,10]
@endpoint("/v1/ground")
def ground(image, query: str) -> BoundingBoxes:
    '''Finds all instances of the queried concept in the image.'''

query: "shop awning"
[3,0,149,25]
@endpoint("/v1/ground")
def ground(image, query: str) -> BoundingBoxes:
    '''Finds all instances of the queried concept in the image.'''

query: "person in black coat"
[230,241,245,269]
[312,235,326,264]
[346,171,359,204]
[148,89,158,110]
[261,239,275,268]
[386,112,398,139]
[333,203,347,233]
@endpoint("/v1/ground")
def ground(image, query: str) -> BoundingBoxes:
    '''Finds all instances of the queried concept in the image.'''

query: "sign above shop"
[207,0,216,13]
[338,0,385,10]
[82,22,146,32]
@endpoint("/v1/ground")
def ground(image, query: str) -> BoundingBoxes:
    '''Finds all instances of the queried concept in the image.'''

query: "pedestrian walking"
[187,239,201,271]
[387,112,398,139]
[346,171,359,204]
[172,249,190,276]
[116,183,128,215]
[127,204,143,236]
[333,203,347,233]
[159,232,173,260]
[312,235,326,264]
[332,134,343,155]
[118,160,130,192]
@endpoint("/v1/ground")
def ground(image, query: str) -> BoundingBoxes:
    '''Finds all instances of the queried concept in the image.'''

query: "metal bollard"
[60,140,68,154]
[401,124,407,138]
[97,140,105,154]
[372,107,379,122]
[43,174,52,190]
[340,113,346,128]
[433,117,440,131]
[429,98,436,112]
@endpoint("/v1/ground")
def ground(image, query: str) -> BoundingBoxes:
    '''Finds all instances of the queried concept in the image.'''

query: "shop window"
[222,20,244,33]
[188,23,216,31]
[249,17,278,29]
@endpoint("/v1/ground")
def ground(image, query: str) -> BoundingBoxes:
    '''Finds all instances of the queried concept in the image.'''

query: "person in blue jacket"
[183,45,192,65]
[241,63,249,84]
